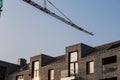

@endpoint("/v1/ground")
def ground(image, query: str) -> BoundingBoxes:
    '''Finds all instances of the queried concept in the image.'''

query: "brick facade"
[0,40,120,80]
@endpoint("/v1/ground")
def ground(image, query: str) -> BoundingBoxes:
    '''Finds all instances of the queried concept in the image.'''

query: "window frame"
[32,60,40,79]
[102,56,117,65]
[86,60,95,74]
[102,56,117,73]
[48,69,54,80]
[69,51,78,76]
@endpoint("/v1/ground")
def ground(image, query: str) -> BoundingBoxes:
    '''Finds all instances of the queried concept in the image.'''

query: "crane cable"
[46,0,93,35]
[46,0,73,23]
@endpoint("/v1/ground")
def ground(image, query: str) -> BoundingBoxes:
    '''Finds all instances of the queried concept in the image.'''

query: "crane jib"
[23,0,94,36]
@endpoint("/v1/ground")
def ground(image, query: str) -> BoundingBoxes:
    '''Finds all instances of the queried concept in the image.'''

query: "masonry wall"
[40,62,67,80]
[8,70,30,80]
[78,47,120,80]
[6,41,120,80]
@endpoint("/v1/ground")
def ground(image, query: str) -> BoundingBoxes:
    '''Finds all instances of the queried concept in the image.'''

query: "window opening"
[102,56,117,73]
[69,51,78,76]
[86,61,94,74]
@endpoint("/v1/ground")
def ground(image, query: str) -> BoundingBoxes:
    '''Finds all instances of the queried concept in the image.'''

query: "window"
[69,51,78,76]
[48,69,54,80]
[102,56,117,73]
[16,75,24,80]
[70,52,78,62]
[101,77,117,80]
[87,61,94,74]
[102,56,116,65]
[32,61,39,80]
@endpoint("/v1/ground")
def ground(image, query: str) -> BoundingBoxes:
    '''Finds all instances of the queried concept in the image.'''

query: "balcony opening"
[102,56,116,65]
[102,56,117,73]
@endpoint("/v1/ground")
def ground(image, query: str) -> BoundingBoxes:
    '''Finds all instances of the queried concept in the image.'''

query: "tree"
[0,0,3,9]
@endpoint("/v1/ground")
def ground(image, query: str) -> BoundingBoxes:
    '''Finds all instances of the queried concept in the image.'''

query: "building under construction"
[0,40,120,80]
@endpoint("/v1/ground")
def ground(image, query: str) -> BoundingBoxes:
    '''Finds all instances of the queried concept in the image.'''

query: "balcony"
[103,63,117,73]
[61,76,75,80]
[61,70,77,80]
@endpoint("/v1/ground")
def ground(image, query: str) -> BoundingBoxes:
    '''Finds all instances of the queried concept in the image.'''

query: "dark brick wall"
[81,43,95,57]
[78,47,120,80]
[41,54,55,67]
[8,70,30,80]
[6,41,120,80]
[0,61,19,80]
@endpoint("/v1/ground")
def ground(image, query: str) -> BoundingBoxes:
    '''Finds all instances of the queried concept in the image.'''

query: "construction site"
[0,0,120,80]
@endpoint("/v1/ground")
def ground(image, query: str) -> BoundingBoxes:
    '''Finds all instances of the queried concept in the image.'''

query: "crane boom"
[23,0,94,36]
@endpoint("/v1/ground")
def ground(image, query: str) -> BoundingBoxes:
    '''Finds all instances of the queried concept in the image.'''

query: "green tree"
[0,0,3,9]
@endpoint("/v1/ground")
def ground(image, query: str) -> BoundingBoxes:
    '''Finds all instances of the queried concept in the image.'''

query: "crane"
[23,0,94,36]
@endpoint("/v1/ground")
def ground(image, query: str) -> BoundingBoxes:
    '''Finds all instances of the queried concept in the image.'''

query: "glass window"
[70,63,74,76]
[87,61,94,74]
[16,75,24,80]
[32,61,40,80]
[48,69,54,80]
[70,52,78,62]
[34,61,39,70]
[75,63,78,74]
[69,51,78,76]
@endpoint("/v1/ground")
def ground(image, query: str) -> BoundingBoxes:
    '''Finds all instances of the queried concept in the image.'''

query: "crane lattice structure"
[23,0,94,36]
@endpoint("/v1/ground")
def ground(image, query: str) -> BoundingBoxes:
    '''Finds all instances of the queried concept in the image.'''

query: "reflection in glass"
[32,61,39,80]
[87,61,94,74]
[16,75,24,80]
[69,51,78,76]
[70,52,77,62]
[103,63,117,73]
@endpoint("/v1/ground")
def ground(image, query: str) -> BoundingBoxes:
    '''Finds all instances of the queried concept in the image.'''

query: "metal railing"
[103,63,117,73]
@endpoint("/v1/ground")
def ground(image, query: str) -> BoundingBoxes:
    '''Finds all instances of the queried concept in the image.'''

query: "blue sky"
[0,0,120,63]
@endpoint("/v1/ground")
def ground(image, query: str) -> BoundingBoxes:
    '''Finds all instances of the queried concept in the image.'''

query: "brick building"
[0,40,120,80]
